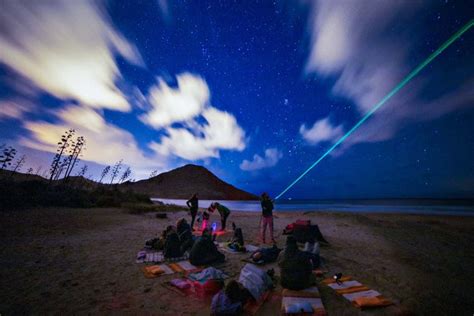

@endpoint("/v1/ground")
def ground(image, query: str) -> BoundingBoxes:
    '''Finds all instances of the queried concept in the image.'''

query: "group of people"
[186,194,231,232]
[186,192,275,243]
[167,192,321,315]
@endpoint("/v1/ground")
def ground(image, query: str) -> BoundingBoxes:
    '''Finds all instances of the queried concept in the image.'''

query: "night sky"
[0,1,473,199]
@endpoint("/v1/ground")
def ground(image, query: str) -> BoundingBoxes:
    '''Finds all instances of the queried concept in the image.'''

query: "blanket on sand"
[136,250,188,263]
[142,260,198,278]
[322,276,393,309]
[281,286,326,316]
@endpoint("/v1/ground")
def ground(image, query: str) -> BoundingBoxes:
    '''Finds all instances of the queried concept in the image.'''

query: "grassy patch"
[0,178,152,210]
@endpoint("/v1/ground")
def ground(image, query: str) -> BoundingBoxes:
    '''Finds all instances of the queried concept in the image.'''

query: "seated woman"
[164,226,182,258]
[146,225,174,250]
[227,226,245,252]
[189,229,225,266]
[250,244,281,264]
[176,218,194,253]
[278,236,315,290]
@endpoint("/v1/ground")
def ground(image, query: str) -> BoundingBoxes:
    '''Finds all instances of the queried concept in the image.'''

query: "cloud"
[20,105,167,179]
[304,1,473,149]
[144,73,246,160]
[140,73,210,128]
[240,148,283,171]
[0,0,144,112]
[0,98,36,121]
[150,107,246,160]
[300,117,343,145]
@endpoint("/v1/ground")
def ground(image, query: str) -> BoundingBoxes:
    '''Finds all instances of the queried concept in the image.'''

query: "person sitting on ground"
[250,244,281,264]
[209,202,231,231]
[278,235,315,290]
[227,226,245,252]
[164,226,182,259]
[177,218,194,253]
[189,228,225,266]
[146,225,174,250]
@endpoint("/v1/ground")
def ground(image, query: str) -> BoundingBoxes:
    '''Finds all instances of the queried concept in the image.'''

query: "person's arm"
[186,199,192,208]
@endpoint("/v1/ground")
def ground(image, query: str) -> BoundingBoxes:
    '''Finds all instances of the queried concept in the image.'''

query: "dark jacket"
[164,232,182,258]
[260,199,274,217]
[187,196,199,211]
[190,234,225,266]
[177,222,194,253]
[279,248,314,290]
[215,204,230,217]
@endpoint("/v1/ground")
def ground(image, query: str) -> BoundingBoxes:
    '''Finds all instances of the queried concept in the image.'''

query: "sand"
[1,207,473,315]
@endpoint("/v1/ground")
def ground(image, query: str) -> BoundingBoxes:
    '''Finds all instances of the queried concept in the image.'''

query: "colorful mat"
[141,260,198,278]
[281,286,326,316]
[136,250,189,263]
[322,276,393,309]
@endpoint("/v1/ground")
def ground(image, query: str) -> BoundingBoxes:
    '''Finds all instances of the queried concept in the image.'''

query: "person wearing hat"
[260,192,275,244]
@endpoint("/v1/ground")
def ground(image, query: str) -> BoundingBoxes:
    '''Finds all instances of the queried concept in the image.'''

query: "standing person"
[210,202,231,231]
[186,193,199,231]
[260,192,275,244]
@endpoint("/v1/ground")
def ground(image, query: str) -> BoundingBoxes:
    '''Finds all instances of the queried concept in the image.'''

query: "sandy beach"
[1,207,473,315]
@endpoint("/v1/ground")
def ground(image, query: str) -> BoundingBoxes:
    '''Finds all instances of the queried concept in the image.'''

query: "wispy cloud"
[20,105,167,179]
[145,73,246,160]
[240,148,283,171]
[0,98,37,121]
[0,0,144,112]
[300,117,343,145]
[140,73,209,128]
[304,1,473,149]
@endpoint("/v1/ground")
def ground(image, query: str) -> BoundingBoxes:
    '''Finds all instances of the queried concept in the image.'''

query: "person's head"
[251,251,262,261]
[225,280,242,303]
[192,193,198,199]
[207,206,214,213]
[163,225,174,237]
[261,192,269,200]
[176,218,187,229]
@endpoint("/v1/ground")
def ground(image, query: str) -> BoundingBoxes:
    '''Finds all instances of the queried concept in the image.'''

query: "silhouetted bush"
[0,178,152,210]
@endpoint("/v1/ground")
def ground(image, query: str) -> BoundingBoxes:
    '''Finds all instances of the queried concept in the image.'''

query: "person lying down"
[211,263,274,316]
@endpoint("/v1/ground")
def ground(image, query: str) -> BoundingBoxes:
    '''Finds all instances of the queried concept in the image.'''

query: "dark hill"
[122,164,257,200]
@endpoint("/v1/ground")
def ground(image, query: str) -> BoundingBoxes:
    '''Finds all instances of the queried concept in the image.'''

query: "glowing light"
[275,20,473,200]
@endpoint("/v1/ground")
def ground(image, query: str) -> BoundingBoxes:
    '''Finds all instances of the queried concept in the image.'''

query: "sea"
[151,198,474,216]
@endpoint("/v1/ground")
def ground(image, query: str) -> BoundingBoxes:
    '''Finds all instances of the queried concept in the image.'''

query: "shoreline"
[1,207,473,314]
[153,198,474,216]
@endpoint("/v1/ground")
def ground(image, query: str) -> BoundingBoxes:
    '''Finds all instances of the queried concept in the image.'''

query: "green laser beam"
[275,19,474,200]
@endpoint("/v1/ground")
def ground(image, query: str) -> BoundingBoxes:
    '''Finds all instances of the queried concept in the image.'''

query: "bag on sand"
[284,220,329,244]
